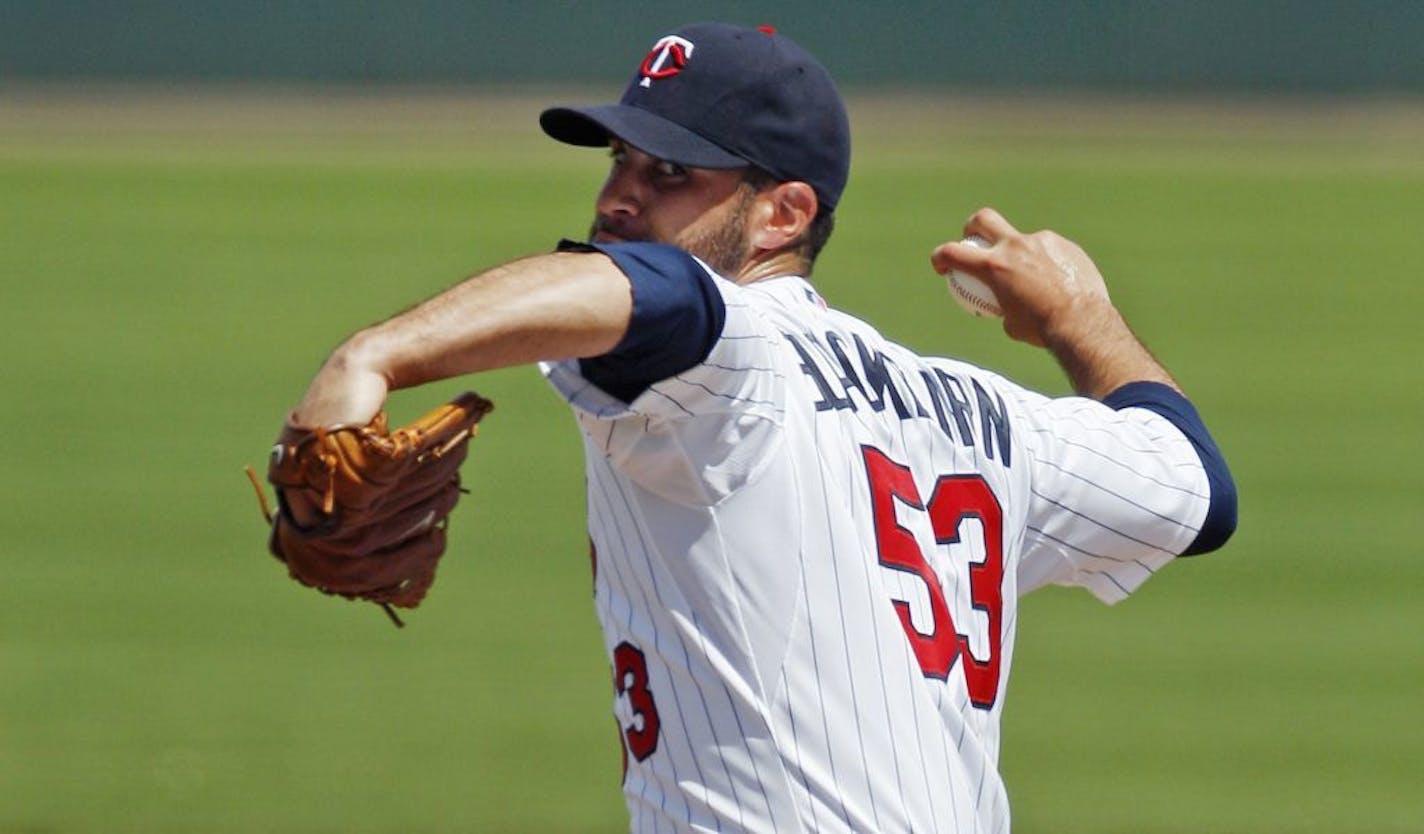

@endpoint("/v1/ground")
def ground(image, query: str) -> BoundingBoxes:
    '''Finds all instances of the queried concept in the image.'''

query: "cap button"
[756,24,777,35]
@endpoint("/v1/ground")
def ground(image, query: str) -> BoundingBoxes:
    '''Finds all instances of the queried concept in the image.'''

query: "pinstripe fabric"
[540,269,1210,833]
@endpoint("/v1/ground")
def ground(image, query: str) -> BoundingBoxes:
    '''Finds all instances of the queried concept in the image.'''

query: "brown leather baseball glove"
[247,391,493,626]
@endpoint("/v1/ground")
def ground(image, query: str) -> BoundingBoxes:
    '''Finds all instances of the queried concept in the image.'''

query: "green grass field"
[3,88,1422,833]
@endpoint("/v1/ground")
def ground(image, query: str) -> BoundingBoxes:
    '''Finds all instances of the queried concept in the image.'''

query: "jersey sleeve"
[540,243,785,506]
[1003,379,1226,604]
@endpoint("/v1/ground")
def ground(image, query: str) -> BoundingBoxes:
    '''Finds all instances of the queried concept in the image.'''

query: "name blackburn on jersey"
[784,329,1012,467]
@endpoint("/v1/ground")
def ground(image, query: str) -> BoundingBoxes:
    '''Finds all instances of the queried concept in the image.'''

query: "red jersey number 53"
[862,446,1004,709]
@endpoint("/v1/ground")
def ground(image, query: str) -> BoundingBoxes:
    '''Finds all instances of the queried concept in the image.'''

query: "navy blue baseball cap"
[540,22,851,211]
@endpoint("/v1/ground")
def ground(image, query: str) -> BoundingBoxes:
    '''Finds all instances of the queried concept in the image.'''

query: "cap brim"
[540,104,748,169]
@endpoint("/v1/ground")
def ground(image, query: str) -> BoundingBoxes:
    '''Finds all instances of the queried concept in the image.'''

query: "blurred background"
[6,0,1424,90]
[3,2,1422,832]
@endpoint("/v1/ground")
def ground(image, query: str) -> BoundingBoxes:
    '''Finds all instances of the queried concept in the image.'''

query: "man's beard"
[587,187,755,278]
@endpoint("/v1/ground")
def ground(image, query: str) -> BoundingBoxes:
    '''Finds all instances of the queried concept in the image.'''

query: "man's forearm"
[1042,299,1179,401]
[292,252,633,427]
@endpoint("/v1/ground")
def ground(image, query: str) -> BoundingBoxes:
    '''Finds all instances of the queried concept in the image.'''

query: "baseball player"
[283,22,1236,833]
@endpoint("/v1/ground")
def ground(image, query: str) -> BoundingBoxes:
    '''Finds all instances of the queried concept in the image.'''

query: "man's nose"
[596,164,643,219]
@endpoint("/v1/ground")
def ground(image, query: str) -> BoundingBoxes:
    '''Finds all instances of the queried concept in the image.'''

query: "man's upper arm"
[558,240,726,404]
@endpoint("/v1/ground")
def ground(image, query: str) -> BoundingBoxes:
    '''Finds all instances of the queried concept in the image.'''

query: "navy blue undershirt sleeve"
[1102,381,1238,555]
[556,239,726,404]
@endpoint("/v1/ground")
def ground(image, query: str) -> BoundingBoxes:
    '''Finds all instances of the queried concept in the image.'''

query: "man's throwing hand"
[931,207,1113,348]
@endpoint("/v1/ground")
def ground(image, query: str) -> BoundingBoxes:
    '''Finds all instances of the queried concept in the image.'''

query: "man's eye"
[654,160,687,178]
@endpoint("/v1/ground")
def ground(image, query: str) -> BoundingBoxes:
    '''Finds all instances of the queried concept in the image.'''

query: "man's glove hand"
[247,392,493,626]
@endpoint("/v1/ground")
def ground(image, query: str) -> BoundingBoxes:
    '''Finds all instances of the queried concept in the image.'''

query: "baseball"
[947,235,1003,318]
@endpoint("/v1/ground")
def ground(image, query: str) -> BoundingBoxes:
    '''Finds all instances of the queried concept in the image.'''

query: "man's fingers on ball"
[930,239,992,276]
[964,207,1017,242]
[929,244,955,275]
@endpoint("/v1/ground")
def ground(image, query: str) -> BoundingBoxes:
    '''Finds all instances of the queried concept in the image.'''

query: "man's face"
[590,139,758,276]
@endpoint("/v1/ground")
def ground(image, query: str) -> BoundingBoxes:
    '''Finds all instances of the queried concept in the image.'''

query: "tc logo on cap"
[638,35,694,88]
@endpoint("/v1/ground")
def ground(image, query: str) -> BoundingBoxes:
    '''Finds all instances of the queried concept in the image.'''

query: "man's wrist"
[292,336,391,428]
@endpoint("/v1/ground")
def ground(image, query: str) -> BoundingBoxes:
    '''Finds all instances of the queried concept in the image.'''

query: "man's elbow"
[1182,462,1237,556]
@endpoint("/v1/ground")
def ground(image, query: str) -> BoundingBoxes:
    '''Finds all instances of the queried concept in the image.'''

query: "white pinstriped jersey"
[541,267,1211,833]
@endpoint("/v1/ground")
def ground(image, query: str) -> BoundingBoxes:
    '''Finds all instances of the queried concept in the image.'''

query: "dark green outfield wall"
[4,1,1422,92]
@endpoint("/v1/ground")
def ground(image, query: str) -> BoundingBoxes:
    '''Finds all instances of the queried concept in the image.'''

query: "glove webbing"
[244,465,406,628]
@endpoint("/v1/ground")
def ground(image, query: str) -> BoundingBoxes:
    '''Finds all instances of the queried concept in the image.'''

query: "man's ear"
[747,181,818,253]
